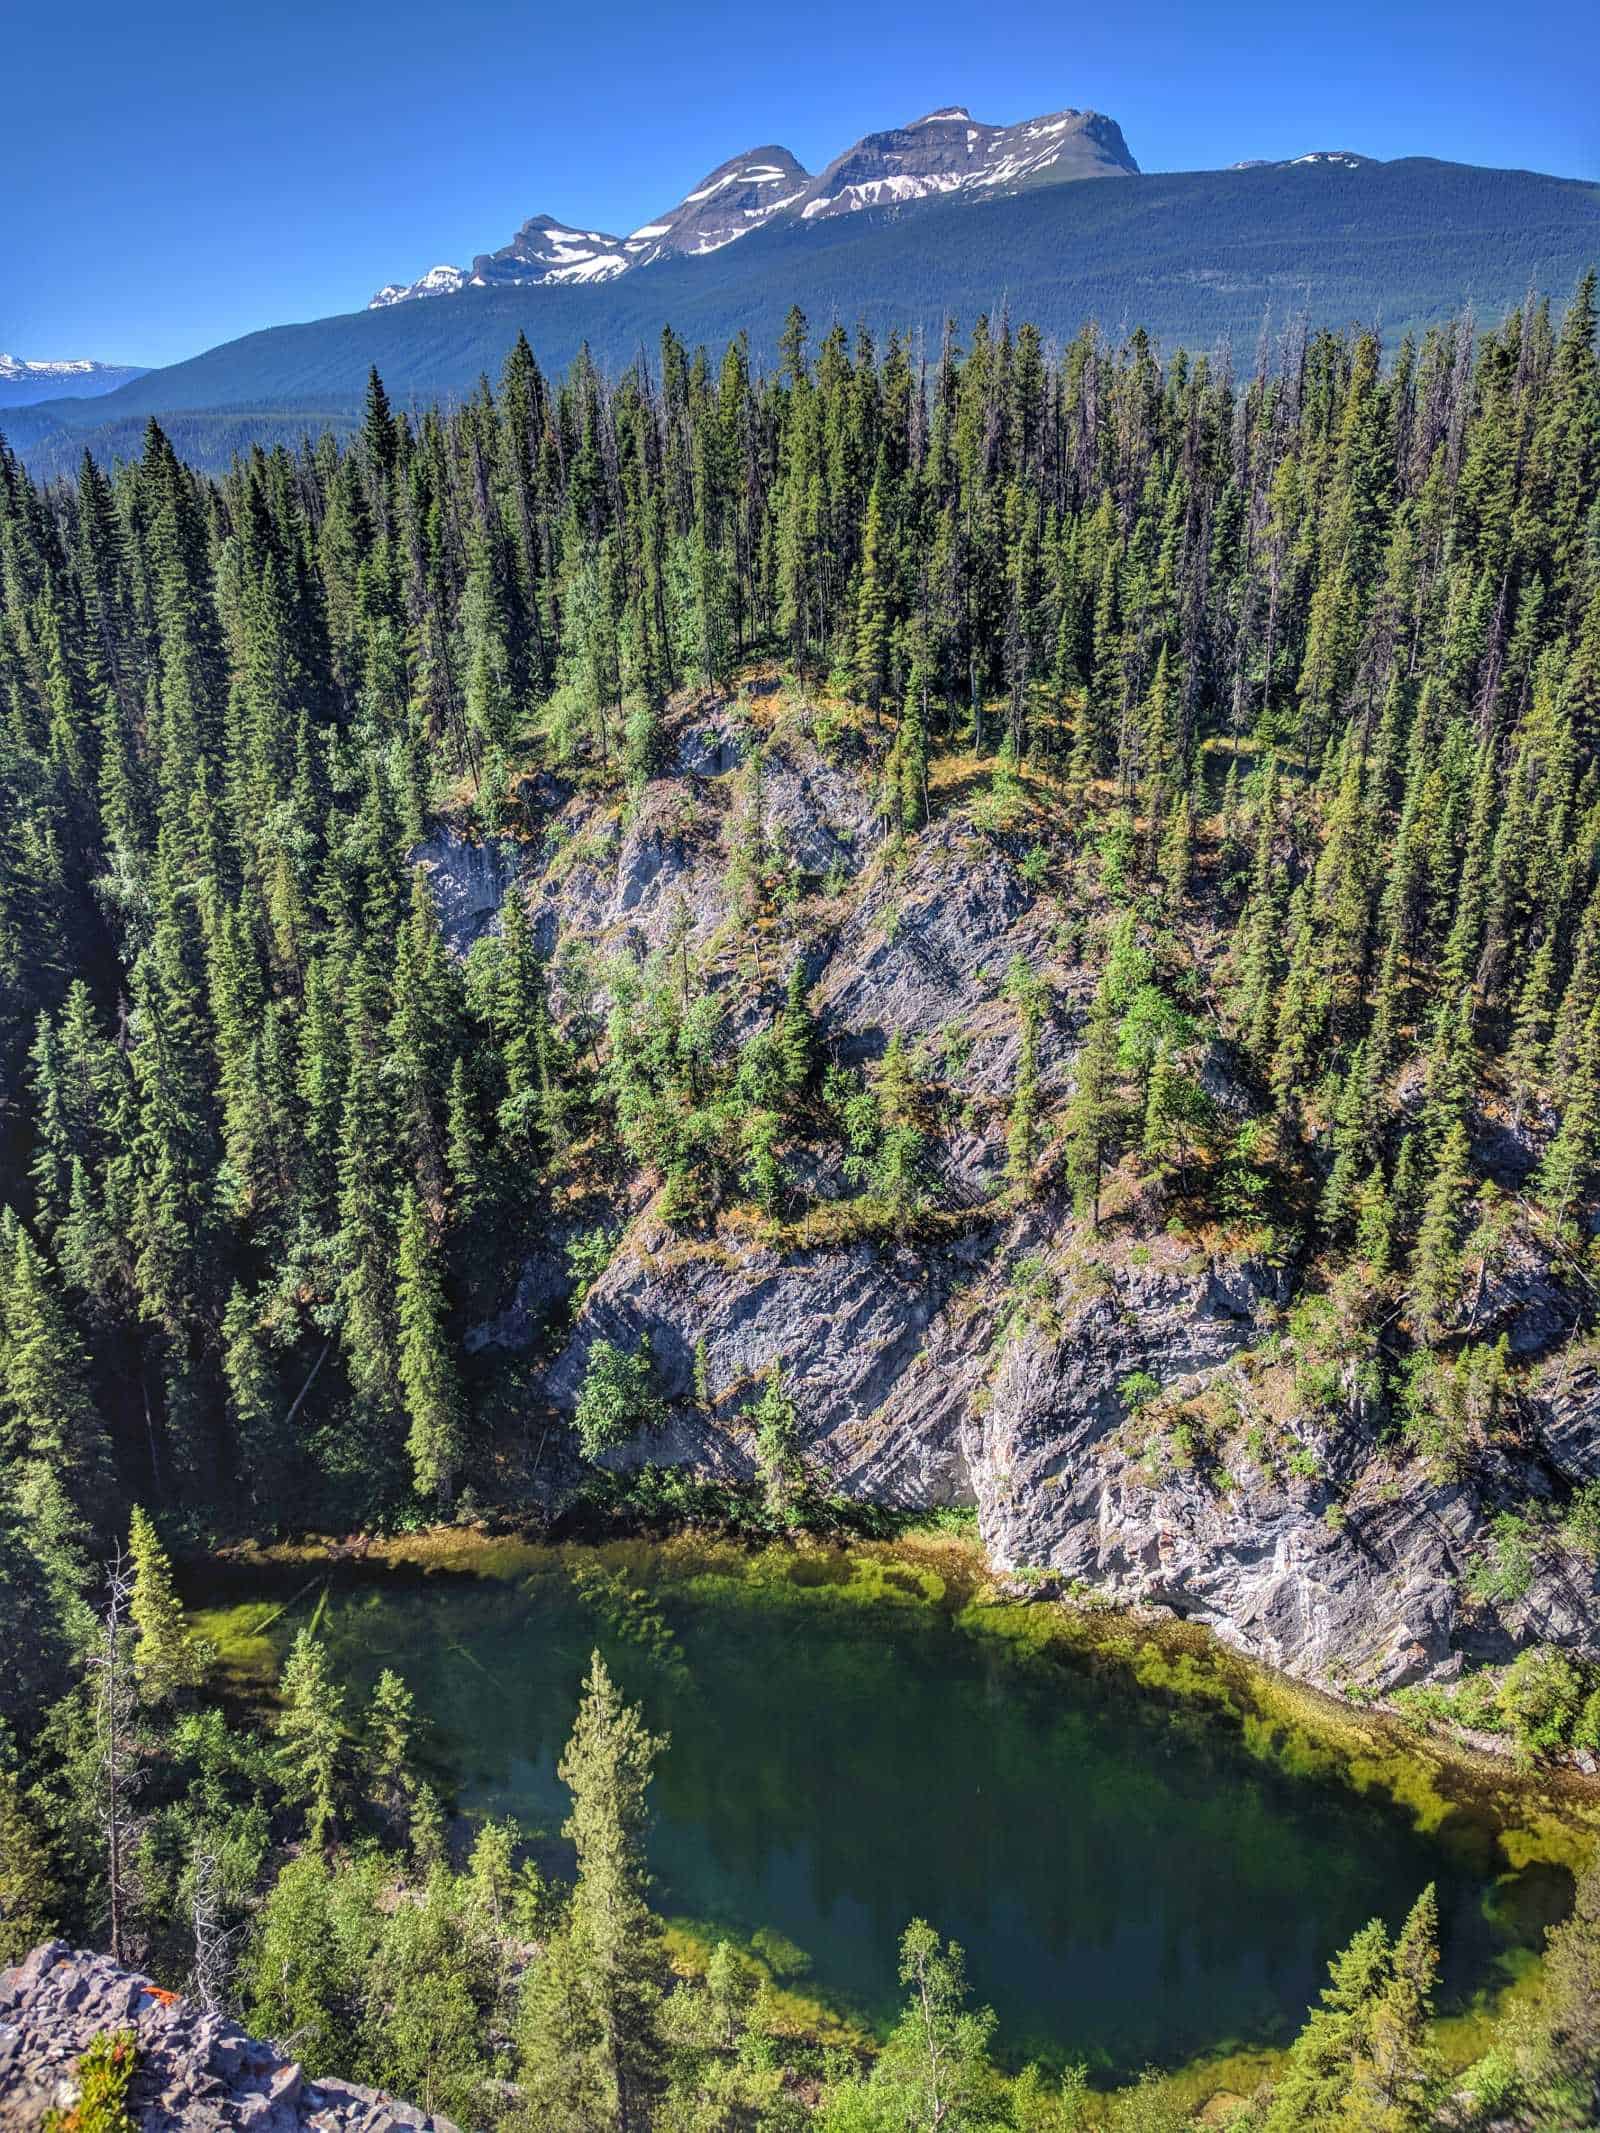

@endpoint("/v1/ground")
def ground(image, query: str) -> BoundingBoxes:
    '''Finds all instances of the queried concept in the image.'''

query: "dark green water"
[194,1540,1546,2075]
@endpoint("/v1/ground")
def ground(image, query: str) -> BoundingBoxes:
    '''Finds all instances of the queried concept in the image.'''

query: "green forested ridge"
[2,273,1600,2124]
[9,155,1600,477]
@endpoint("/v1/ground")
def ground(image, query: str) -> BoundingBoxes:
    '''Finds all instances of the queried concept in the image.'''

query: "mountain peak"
[472,219,631,291]
[1229,149,1375,172]
[0,353,148,407]
[366,101,1135,308]
[797,104,1137,223]
[626,144,811,266]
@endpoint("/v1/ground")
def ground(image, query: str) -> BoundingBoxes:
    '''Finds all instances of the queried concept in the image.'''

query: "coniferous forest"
[3,279,1600,2128]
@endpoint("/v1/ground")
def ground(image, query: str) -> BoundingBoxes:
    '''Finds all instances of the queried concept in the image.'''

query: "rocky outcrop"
[405,826,523,954]
[544,1214,992,1504]
[977,1269,1471,1691]
[536,1194,1600,1692]
[522,699,878,969]
[0,1944,456,2132]
[810,821,1079,1090]
[429,684,1600,1703]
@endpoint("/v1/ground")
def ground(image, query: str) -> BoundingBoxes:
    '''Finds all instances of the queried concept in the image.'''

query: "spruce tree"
[517,1653,667,2133]
[363,1667,417,1843]
[275,1629,346,1848]
[1538,1002,1600,1226]
[1064,975,1122,1227]
[1350,1884,1442,2131]
[1,1227,113,1526]
[0,1769,58,1963]
[127,1504,204,1704]
[1411,1120,1472,1332]
[396,1186,463,1506]
[1262,1916,1394,2132]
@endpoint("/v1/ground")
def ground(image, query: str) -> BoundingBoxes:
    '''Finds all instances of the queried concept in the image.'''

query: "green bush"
[565,1227,618,1308]
[574,1336,664,1462]
[1498,1646,1587,1760]
[1393,1665,1503,1738]
[1562,1481,1600,1561]
[43,2032,138,2133]
[1466,1508,1541,1606]
[1399,1339,1508,1475]
[1118,1371,1161,1414]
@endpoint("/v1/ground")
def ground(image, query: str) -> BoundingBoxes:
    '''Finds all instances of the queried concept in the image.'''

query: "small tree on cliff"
[751,1364,802,1519]
[573,1337,663,1464]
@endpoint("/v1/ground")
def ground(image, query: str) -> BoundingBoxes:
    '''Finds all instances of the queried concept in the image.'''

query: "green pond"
[192,1537,1567,2076]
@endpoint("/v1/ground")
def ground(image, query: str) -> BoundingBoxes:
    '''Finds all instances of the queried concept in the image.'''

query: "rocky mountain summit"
[616,145,814,267]
[414,682,1600,1705]
[1228,149,1374,171]
[797,105,1137,221]
[368,102,1135,306]
[0,1943,458,2132]
[0,354,147,409]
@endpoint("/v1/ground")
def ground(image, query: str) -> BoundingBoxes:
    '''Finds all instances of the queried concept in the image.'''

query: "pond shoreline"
[194,1516,1600,1872]
[184,1518,1600,2107]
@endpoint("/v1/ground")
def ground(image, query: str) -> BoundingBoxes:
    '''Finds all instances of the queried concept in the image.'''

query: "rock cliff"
[424,681,1600,1701]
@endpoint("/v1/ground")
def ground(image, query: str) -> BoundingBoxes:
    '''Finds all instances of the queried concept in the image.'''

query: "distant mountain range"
[4,104,1597,476]
[0,353,147,409]
[368,105,1137,307]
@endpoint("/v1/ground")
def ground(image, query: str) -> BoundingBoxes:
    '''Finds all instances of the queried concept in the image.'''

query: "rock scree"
[0,1943,456,2133]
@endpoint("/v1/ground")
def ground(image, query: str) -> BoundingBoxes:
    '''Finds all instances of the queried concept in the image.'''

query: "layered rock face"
[0,1943,457,2132]
[423,686,1599,1700]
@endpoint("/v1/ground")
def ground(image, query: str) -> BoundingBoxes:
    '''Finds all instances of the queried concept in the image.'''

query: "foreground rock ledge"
[0,1943,457,2132]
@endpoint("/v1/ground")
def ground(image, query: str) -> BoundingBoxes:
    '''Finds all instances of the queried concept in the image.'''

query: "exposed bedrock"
[426,690,1599,1700]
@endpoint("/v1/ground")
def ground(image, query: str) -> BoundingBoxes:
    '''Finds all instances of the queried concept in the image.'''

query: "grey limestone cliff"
[419,683,1600,1704]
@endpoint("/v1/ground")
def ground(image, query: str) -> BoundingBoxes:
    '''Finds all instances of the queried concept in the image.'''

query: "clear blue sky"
[3,0,1596,370]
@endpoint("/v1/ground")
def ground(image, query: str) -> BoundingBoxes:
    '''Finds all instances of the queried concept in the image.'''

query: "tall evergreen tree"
[127,1503,204,1704]
[396,1186,462,1506]
[517,1653,667,2133]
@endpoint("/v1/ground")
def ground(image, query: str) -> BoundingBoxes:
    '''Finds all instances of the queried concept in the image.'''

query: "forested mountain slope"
[4,272,1600,1710]
[4,269,1600,2132]
[8,154,1599,475]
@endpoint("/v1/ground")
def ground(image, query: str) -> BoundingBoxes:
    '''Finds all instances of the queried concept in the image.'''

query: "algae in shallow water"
[187,1533,1592,2074]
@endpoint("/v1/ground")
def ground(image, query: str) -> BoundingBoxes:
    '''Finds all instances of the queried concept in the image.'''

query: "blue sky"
[3,0,1596,370]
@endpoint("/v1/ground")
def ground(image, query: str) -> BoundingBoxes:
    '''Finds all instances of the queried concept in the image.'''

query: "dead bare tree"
[189,1838,238,2017]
